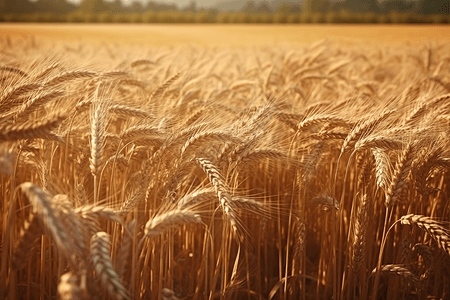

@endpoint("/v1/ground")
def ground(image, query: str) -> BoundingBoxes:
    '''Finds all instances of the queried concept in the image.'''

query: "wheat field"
[1,35,450,300]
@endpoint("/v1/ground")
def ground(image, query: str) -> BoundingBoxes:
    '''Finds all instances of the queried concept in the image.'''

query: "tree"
[275,3,293,14]
[255,2,272,13]
[381,0,414,13]
[302,0,330,13]
[104,0,122,13]
[416,0,450,14]
[35,0,76,13]
[241,1,256,13]
[78,0,109,13]
[126,1,145,13]
[183,0,197,13]
[2,0,34,13]
[342,0,380,13]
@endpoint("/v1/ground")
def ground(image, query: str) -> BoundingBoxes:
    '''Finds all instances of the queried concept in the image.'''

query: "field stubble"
[1,34,450,300]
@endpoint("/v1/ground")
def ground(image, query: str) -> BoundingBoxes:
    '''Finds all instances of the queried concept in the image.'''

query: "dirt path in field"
[1,24,449,47]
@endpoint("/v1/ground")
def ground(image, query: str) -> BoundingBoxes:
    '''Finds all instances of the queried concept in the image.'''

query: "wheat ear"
[144,209,202,238]
[90,232,130,300]
[341,109,396,153]
[372,148,392,192]
[0,65,28,77]
[0,83,41,103]
[108,104,153,119]
[195,157,243,241]
[351,193,370,274]
[33,62,59,80]
[298,115,349,132]
[20,183,87,265]
[355,136,403,152]
[0,112,66,142]
[177,188,216,209]
[372,264,420,285]
[43,70,97,86]
[400,214,450,256]
[385,144,415,207]
[149,72,180,102]
[130,59,154,68]
[90,101,106,204]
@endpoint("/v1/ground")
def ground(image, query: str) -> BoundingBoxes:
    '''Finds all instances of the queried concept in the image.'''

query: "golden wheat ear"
[0,112,67,142]
[144,209,202,239]
[195,157,243,241]
[19,183,88,266]
[400,214,450,256]
[371,264,420,286]
[90,232,130,300]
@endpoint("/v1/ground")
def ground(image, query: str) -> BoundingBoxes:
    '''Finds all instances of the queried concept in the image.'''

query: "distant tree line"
[1,0,449,23]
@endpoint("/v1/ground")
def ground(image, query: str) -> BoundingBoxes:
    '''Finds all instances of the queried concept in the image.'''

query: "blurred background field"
[1,0,450,24]
[2,24,450,47]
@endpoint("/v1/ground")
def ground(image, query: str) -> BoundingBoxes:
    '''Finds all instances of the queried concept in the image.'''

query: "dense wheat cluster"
[1,36,450,300]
